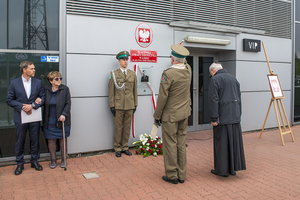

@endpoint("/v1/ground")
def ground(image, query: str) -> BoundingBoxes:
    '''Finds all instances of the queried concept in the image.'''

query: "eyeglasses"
[55,77,62,81]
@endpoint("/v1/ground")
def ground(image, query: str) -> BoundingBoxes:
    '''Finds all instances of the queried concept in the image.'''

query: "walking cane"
[62,121,67,171]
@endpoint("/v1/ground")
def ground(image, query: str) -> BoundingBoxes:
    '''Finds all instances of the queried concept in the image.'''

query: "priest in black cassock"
[208,63,246,177]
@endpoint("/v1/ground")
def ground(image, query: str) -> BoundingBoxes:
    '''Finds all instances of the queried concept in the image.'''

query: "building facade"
[0,0,296,162]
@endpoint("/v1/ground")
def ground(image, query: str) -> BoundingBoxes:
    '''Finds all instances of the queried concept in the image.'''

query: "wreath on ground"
[133,134,163,158]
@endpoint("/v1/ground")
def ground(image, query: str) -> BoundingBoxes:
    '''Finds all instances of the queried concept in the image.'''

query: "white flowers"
[139,134,148,146]
[156,136,163,143]
[133,133,163,158]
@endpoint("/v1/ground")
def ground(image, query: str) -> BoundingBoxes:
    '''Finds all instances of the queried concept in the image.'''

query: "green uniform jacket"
[154,63,192,122]
[109,68,138,110]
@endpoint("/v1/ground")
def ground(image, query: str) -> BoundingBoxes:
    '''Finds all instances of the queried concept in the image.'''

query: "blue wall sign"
[41,56,59,62]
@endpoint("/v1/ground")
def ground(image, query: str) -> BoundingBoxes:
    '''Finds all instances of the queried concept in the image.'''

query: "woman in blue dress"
[43,71,71,169]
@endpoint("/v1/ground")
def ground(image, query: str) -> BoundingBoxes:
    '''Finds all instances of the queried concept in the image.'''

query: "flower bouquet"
[133,133,163,158]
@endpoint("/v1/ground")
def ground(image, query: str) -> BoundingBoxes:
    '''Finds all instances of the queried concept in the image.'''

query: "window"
[296,0,300,22]
[0,53,59,158]
[0,0,59,50]
[294,23,300,121]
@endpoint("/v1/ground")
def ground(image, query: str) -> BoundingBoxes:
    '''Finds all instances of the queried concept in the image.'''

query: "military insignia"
[109,74,112,80]
[161,75,166,82]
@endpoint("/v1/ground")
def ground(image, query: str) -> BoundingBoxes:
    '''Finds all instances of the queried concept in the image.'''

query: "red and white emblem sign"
[271,79,279,92]
[135,23,153,48]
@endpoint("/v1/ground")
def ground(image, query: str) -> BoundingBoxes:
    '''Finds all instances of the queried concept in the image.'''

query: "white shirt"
[120,68,127,75]
[22,76,31,99]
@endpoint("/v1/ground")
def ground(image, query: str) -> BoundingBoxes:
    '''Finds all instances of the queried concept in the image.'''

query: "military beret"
[116,51,130,60]
[171,44,190,58]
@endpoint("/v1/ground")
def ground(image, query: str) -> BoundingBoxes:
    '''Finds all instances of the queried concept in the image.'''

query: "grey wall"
[66,15,293,153]
[174,29,236,51]
[66,15,171,154]
[236,34,292,132]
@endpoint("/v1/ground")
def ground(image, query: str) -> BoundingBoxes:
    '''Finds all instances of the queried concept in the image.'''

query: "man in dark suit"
[208,63,246,177]
[6,61,45,175]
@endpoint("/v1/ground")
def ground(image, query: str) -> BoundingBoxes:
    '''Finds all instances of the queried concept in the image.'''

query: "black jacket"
[208,69,241,125]
[43,84,71,129]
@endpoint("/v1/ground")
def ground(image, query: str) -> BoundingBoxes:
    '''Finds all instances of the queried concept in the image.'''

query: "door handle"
[194,88,196,92]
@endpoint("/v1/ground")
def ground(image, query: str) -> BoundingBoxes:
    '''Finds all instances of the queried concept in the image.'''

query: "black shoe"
[31,162,43,171]
[231,171,236,176]
[115,151,121,157]
[178,179,185,183]
[211,169,229,177]
[122,150,132,156]
[162,176,178,184]
[15,165,24,175]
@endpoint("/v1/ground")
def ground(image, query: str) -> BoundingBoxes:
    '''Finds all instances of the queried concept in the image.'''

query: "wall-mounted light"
[169,21,265,35]
[185,36,231,45]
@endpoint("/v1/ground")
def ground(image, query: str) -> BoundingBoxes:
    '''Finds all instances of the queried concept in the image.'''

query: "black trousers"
[15,121,40,165]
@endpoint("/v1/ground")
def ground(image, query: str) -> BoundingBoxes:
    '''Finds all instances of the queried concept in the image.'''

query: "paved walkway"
[0,125,300,200]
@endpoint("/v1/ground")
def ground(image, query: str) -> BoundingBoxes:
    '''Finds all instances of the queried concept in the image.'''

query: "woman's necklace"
[52,87,58,92]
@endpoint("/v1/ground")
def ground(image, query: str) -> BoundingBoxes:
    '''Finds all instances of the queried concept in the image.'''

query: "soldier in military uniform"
[153,44,191,184]
[108,51,138,157]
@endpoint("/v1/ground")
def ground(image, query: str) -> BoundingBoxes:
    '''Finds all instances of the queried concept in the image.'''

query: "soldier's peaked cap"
[171,44,190,58]
[116,51,130,60]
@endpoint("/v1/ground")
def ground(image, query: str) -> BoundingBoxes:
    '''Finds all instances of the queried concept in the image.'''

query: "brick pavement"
[0,125,300,200]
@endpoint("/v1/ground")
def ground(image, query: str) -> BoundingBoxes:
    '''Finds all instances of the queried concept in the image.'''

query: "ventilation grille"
[66,0,291,39]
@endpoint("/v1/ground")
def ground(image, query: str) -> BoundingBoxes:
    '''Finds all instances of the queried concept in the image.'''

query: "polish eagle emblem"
[139,28,150,43]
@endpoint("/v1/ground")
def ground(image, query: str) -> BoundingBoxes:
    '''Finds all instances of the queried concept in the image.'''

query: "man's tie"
[124,71,126,78]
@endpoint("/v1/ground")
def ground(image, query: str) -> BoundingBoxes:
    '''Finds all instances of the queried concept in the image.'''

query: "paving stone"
[82,172,100,179]
[1,126,300,199]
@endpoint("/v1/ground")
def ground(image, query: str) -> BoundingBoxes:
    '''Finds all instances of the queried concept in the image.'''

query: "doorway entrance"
[186,54,216,132]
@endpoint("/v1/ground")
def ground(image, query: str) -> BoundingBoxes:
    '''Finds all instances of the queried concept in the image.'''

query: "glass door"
[187,54,216,132]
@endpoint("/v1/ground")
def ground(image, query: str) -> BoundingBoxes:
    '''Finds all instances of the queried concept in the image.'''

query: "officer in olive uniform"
[108,51,138,157]
[153,44,191,184]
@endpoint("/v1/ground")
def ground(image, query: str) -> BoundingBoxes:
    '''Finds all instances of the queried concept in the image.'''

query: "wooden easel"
[259,41,295,145]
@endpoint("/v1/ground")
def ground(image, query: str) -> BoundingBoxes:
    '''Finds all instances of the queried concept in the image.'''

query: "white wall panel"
[236,61,292,92]
[67,15,173,56]
[67,54,117,97]
[68,97,113,154]
[236,34,292,62]
[68,96,162,154]
[174,30,236,50]
[241,91,291,132]
[67,54,171,97]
